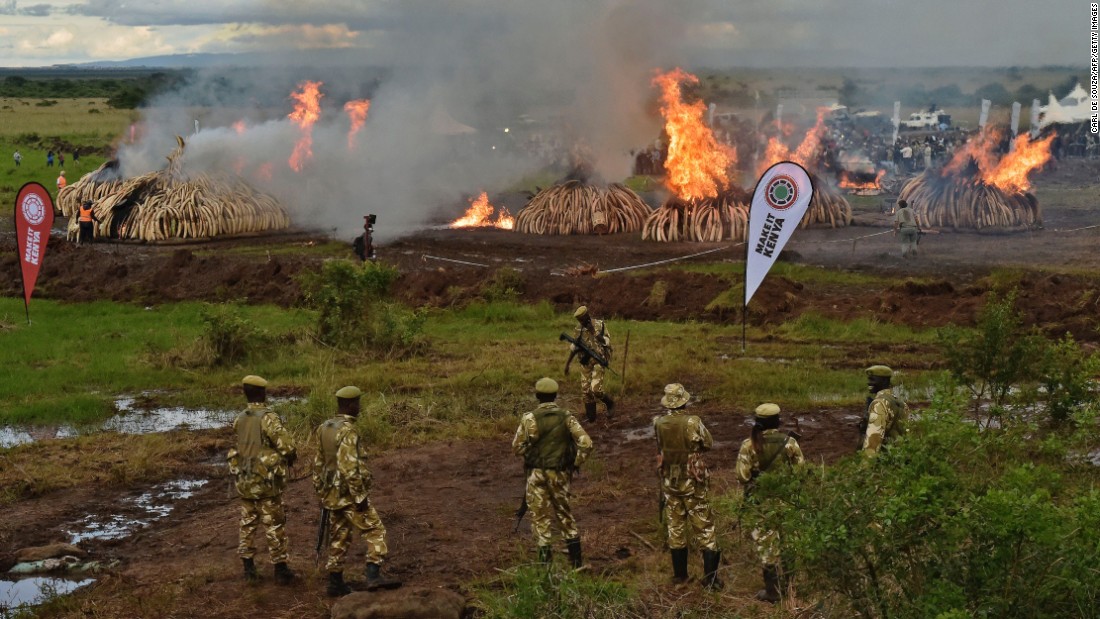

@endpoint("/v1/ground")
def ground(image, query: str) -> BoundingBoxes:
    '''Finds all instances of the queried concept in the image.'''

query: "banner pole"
[741,304,746,353]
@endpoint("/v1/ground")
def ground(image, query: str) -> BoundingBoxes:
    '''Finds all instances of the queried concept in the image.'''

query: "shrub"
[199,303,264,365]
[1034,333,1100,424]
[482,267,525,303]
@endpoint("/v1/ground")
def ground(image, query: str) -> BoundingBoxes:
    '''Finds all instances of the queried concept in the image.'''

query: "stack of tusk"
[57,136,291,243]
[898,171,1041,230]
[514,181,651,235]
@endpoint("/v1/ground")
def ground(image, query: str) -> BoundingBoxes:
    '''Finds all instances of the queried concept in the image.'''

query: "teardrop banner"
[14,182,55,323]
[742,161,815,350]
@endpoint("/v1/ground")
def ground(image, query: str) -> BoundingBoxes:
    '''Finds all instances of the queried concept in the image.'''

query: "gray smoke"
[117,0,691,241]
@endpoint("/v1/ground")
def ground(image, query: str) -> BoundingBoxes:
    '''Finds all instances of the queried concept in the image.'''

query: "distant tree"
[1014,84,1044,103]
[838,78,860,106]
[1053,75,1081,98]
[107,87,148,109]
[4,75,27,88]
[974,83,1012,106]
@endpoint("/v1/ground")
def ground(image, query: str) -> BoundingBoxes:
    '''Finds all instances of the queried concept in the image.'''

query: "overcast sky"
[0,0,1085,68]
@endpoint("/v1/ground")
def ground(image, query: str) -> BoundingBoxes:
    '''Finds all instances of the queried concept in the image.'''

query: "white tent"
[430,106,477,136]
[1039,84,1091,127]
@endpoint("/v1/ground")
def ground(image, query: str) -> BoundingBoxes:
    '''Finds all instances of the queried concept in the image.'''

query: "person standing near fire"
[564,306,614,422]
[893,199,920,257]
[77,200,100,246]
[654,383,722,589]
[735,403,805,603]
[512,377,593,568]
[227,375,298,585]
[313,386,400,597]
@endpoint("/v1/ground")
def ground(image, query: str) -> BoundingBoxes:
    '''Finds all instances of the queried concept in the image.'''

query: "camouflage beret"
[573,306,588,319]
[535,377,559,394]
[866,365,893,378]
[754,403,781,417]
[242,375,268,387]
[335,385,363,399]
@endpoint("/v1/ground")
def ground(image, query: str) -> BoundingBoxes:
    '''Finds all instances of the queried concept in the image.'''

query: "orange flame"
[984,134,1054,193]
[255,162,274,182]
[943,129,1002,178]
[288,80,324,171]
[343,99,371,151]
[232,156,246,176]
[839,169,886,190]
[450,192,514,229]
[232,120,247,135]
[653,68,733,201]
[759,109,827,175]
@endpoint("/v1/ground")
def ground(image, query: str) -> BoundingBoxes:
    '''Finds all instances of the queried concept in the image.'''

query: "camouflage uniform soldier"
[735,403,805,603]
[862,365,909,456]
[653,383,721,589]
[564,306,614,422]
[313,386,400,597]
[512,377,593,567]
[226,375,297,584]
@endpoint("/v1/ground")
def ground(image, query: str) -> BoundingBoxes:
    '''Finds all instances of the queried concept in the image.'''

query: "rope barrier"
[423,254,490,268]
[598,245,740,274]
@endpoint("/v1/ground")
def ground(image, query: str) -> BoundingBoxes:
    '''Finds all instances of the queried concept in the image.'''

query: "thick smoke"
[117,0,689,241]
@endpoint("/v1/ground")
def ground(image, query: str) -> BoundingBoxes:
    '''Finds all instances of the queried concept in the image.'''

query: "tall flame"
[653,68,733,201]
[984,134,1054,193]
[344,99,371,151]
[943,129,1002,178]
[758,109,827,175]
[232,120,247,135]
[450,192,514,229]
[288,80,324,172]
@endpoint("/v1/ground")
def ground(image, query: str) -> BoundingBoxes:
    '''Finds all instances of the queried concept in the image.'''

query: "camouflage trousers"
[750,526,781,566]
[526,468,578,547]
[580,362,605,404]
[238,496,288,564]
[325,504,388,573]
[662,475,717,551]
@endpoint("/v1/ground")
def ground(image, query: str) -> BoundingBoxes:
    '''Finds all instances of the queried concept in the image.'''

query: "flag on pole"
[744,162,815,307]
[13,182,55,323]
[979,99,991,130]
[1029,99,1041,138]
[891,101,901,145]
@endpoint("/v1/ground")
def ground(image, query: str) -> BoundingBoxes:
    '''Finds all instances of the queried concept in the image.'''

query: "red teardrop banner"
[14,182,55,322]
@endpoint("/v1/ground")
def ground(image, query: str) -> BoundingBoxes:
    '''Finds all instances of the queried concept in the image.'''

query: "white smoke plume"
[116,0,690,241]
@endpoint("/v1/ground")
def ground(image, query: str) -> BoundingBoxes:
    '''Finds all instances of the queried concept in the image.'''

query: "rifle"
[856,396,872,452]
[315,506,330,562]
[513,496,528,533]
[559,333,613,371]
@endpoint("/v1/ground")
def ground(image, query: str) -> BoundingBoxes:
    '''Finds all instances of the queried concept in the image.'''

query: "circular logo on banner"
[21,193,46,226]
[765,174,798,210]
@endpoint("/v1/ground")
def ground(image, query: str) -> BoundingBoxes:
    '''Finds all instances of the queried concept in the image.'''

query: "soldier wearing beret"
[227,375,298,584]
[735,403,805,603]
[512,377,593,567]
[862,365,909,456]
[653,383,721,589]
[564,306,615,422]
[313,386,399,596]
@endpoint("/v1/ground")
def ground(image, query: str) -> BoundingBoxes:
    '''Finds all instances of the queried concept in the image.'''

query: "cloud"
[19,3,52,16]
[203,22,361,51]
[0,0,14,15]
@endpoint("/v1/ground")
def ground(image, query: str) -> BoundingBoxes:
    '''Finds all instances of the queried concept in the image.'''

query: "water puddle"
[0,577,94,616]
[1,395,301,448]
[67,479,208,544]
[623,425,654,442]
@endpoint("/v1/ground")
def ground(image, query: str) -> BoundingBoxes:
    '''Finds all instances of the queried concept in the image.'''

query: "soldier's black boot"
[755,565,780,603]
[702,549,723,590]
[566,537,583,569]
[241,557,258,582]
[599,395,615,418]
[537,545,553,565]
[273,562,295,585]
[584,402,597,422]
[670,547,689,583]
[327,572,351,597]
[364,563,402,591]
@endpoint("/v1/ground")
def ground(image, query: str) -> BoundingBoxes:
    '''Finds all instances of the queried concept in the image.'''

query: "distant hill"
[72,50,380,69]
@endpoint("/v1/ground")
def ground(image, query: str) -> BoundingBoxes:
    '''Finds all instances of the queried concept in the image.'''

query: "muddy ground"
[1,161,1098,616]
[0,403,857,618]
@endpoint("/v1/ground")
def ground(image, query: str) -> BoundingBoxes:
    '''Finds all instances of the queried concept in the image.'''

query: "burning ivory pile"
[802,179,853,228]
[514,181,651,235]
[898,172,1040,230]
[642,192,750,243]
[58,137,290,242]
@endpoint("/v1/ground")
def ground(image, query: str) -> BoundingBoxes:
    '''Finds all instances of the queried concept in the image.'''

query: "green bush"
[299,260,423,355]
[482,267,525,303]
[746,406,1100,619]
[1034,333,1100,424]
[200,303,264,366]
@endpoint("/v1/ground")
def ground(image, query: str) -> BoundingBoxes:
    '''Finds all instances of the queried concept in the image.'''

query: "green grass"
[0,297,941,431]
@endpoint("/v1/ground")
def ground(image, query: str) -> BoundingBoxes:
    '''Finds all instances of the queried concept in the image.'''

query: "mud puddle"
[67,479,208,544]
[0,395,300,448]
[0,576,94,617]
